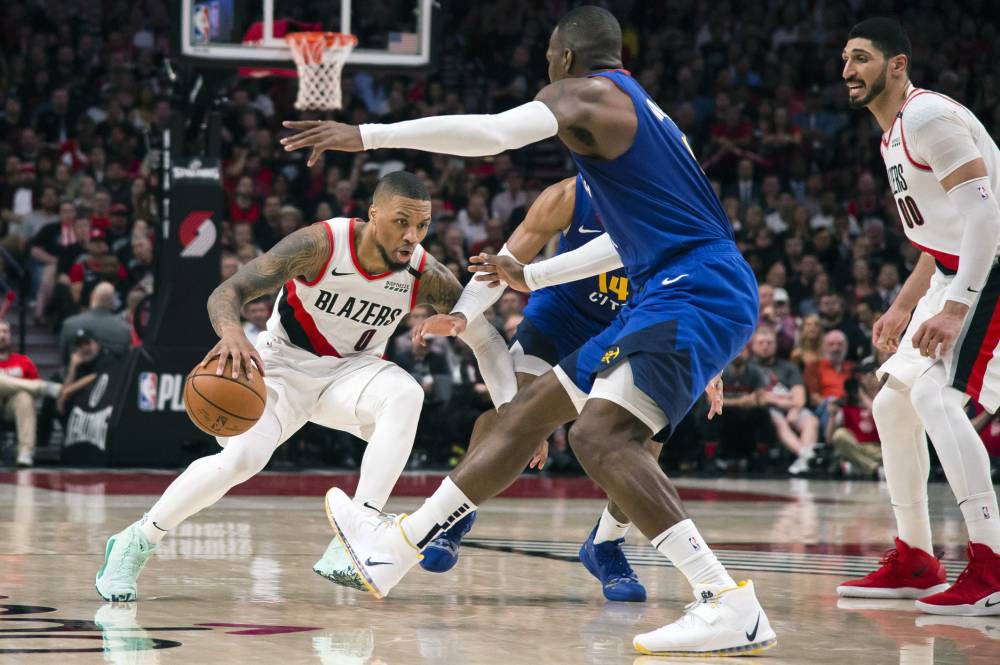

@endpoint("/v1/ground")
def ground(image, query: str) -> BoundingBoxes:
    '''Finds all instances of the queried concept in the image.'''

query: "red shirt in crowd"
[230,199,261,225]
[840,404,879,444]
[0,353,39,380]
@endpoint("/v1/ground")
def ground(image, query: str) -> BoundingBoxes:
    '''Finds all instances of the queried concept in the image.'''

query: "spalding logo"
[179,211,217,258]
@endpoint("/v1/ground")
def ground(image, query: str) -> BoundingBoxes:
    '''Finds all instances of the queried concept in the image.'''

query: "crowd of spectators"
[0,0,999,476]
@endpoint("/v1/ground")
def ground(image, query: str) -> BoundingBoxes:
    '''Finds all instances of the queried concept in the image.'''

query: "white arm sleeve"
[523,233,624,291]
[905,102,982,180]
[451,245,519,321]
[359,101,559,157]
[457,315,517,408]
[944,177,1000,306]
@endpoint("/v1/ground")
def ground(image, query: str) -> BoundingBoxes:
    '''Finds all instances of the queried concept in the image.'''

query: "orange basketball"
[183,356,267,437]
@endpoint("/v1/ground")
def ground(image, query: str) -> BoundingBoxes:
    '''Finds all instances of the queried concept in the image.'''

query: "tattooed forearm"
[416,255,465,314]
[207,224,330,336]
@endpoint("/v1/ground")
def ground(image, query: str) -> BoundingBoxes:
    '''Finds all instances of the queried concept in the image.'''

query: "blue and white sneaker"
[419,510,477,573]
[579,525,647,602]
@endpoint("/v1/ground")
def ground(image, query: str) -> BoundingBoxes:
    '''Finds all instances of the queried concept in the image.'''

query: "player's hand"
[469,253,528,291]
[412,313,467,347]
[528,440,548,470]
[705,374,723,420]
[280,121,364,166]
[872,305,912,353]
[911,302,968,359]
[201,325,264,380]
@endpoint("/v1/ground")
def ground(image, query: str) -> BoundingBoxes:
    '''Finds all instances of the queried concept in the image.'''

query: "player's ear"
[563,47,574,74]
[368,203,377,225]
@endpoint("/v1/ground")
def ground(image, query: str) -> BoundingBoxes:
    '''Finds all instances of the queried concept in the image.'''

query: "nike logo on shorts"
[578,226,602,234]
[661,274,689,286]
[365,557,393,567]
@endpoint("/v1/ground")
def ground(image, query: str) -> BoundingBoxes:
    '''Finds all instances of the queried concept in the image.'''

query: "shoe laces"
[597,541,639,583]
[115,538,148,580]
[678,589,723,626]
[877,547,901,570]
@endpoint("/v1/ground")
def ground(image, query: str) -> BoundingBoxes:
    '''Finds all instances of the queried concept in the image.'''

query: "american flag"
[388,31,419,54]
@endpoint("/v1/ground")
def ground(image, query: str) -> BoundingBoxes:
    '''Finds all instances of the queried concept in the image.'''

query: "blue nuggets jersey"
[522,175,630,355]
[571,70,735,288]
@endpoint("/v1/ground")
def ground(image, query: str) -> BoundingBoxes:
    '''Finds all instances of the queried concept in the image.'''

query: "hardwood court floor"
[1,470,997,664]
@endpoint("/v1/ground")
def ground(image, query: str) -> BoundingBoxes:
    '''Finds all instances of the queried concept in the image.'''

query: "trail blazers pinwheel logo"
[179,211,217,258]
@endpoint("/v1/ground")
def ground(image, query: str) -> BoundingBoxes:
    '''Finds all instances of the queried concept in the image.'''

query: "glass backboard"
[178,0,433,67]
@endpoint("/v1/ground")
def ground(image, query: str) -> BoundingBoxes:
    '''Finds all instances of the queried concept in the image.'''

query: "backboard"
[176,0,434,68]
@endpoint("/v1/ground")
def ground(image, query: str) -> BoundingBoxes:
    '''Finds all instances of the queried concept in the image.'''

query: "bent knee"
[871,385,909,426]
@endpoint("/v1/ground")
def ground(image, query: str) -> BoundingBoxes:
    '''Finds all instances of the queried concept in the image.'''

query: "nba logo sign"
[138,373,158,412]
[689,537,701,551]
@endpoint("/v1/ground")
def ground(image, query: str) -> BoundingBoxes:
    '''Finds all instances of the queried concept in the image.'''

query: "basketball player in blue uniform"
[417,175,722,603]
[282,6,773,656]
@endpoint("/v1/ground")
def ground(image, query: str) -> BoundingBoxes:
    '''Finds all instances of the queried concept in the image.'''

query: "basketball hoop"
[286,32,358,111]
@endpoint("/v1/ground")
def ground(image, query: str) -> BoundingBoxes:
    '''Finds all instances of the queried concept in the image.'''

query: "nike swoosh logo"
[578,226,602,234]
[986,597,1000,608]
[746,613,761,642]
[330,269,353,277]
[968,286,980,293]
[913,563,930,577]
[363,502,382,512]
[365,557,393,567]
[662,274,689,286]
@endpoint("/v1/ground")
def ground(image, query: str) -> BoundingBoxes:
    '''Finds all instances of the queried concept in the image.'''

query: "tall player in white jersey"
[95,171,516,601]
[835,18,1000,616]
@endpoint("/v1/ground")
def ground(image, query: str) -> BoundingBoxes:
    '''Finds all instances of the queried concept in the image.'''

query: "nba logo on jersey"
[689,537,701,551]
[138,372,158,412]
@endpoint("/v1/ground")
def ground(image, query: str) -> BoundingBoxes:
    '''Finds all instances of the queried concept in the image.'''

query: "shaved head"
[373,171,430,204]
[555,5,622,72]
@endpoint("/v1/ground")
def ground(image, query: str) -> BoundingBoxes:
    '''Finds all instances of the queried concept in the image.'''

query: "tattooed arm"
[414,254,517,408]
[203,223,330,378]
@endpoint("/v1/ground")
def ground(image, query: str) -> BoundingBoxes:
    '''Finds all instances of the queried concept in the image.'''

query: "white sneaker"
[42,381,62,399]
[15,451,33,467]
[323,487,421,599]
[633,580,777,657]
[787,445,814,475]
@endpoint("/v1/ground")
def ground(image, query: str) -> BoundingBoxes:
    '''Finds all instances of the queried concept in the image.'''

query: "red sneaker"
[915,542,1000,616]
[837,537,949,599]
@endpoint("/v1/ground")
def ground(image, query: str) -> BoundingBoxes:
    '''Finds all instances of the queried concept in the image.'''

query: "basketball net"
[286,32,358,111]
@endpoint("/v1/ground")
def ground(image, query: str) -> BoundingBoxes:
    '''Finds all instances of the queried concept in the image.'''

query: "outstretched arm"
[443,177,577,328]
[204,223,329,378]
[469,232,623,293]
[279,78,614,166]
[415,255,517,408]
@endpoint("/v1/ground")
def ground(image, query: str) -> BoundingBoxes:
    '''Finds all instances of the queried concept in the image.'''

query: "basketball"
[183,357,267,437]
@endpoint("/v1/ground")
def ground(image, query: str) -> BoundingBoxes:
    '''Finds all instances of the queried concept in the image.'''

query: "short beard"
[848,63,888,109]
[375,241,410,273]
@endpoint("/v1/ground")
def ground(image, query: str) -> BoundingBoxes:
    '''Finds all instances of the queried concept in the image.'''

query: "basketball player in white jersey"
[95,171,516,601]
[834,18,1000,615]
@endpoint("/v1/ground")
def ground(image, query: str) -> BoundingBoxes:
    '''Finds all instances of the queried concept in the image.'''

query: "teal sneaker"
[95,522,157,602]
[313,535,372,592]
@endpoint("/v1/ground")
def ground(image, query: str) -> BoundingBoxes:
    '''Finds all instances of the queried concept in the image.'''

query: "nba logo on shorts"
[689,537,701,550]
[138,373,158,412]
[985,506,992,520]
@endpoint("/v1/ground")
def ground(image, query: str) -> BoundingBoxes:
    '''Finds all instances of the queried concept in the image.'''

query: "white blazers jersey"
[878,86,1000,410]
[880,86,1000,273]
[266,217,427,358]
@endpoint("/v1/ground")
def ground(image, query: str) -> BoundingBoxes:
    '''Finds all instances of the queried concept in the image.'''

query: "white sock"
[401,477,477,550]
[594,506,630,543]
[652,518,736,588]
[959,491,1000,552]
[138,514,168,545]
[892,500,934,554]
